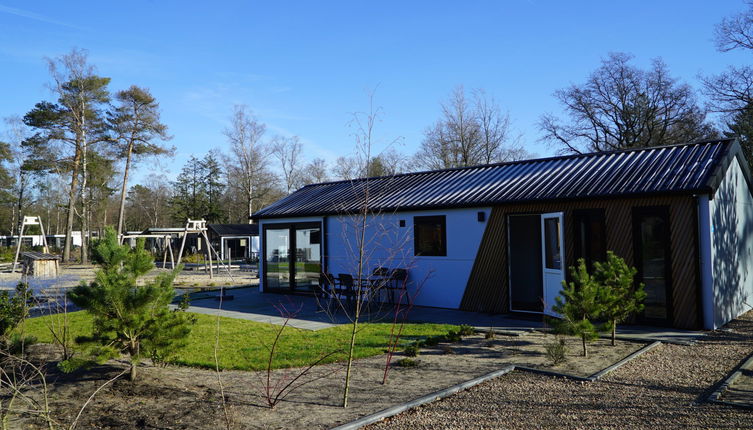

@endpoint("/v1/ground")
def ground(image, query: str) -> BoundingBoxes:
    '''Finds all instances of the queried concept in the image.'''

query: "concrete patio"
[184,287,706,344]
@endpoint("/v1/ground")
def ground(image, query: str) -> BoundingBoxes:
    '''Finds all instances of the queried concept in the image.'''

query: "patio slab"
[184,287,706,344]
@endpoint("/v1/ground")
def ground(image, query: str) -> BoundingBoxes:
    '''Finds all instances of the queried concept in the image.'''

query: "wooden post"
[202,230,214,279]
[11,222,25,273]
[38,219,49,254]
[162,236,168,268]
[176,220,190,267]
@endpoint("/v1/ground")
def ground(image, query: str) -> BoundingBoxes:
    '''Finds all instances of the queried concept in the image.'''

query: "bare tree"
[1,117,34,235]
[332,149,406,180]
[333,156,359,180]
[271,136,303,194]
[111,86,172,236]
[541,52,715,154]
[413,86,527,169]
[223,105,275,222]
[703,2,753,116]
[300,158,329,185]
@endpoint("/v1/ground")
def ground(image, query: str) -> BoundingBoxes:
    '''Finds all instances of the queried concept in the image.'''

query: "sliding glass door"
[263,222,322,293]
[264,228,291,290]
[294,227,321,291]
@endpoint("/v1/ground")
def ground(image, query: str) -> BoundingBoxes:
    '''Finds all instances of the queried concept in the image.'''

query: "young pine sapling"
[68,227,193,381]
[593,251,646,346]
[550,259,606,357]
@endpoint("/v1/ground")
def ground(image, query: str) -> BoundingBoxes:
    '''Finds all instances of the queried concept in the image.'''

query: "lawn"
[19,311,455,371]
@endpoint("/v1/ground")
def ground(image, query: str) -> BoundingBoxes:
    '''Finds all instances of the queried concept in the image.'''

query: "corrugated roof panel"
[253,140,737,218]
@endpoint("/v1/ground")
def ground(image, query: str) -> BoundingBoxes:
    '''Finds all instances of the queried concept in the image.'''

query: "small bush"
[403,343,420,357]
[458,324,475,336]
[485,328,495,340]
[445,330,462,343]
[57,357,97,374]
[7,334,37,355]
[396,358,419,368]
[544,337,568,365]
[423,336,441,346]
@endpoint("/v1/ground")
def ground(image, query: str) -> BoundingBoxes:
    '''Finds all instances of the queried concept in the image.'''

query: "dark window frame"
[573,208,607,271]
[632,206,673,326]
[413,215,447,257]
[261,221,322,293]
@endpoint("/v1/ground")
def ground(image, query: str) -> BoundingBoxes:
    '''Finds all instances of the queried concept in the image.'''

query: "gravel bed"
[368,312,753,429]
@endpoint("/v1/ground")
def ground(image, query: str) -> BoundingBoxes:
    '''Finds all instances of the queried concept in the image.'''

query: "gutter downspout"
[697,195,715,330]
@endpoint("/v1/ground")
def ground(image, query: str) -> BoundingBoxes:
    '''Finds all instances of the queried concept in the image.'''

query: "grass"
[20,311,455,371]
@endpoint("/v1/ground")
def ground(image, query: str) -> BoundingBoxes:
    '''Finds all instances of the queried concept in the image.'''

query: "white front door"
[541,212,565,316]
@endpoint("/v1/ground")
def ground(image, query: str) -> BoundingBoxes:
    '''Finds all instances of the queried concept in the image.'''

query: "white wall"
[709,157,753,328]
[325,208,491,309]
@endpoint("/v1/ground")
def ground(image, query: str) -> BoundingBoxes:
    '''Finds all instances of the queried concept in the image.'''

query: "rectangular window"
[543,217,562,270]
[573,209,607,270]
[414,215,447,256]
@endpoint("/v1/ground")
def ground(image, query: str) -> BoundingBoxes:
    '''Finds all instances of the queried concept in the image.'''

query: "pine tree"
[550,259,607,357]
[68,227,192,381]
[594,251,646,346]
[171,156,206,223]
[201,151,226,223]
[0,282,32,344]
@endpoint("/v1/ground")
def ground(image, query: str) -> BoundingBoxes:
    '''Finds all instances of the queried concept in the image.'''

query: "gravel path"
[368,312,753,429]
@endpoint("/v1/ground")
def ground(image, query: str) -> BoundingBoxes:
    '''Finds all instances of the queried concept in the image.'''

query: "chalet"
[252,139,753,330]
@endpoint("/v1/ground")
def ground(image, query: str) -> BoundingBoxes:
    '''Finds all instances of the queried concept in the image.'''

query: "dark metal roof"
[253,139,742,219]
[21,251,60,260]
[207,224,259,236]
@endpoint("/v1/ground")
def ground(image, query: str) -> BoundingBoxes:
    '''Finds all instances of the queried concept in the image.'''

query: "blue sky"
[0,1,750,182]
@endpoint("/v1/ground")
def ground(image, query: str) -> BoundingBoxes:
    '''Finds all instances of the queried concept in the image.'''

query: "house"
[252,139,753,330]
[207,224,260,261]
[0,232,82,249]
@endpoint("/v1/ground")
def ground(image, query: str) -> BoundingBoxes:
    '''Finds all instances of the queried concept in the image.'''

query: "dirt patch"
[9,332,643,429]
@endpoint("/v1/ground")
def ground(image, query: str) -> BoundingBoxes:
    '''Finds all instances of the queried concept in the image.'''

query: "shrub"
[485,328,495,340]
[550,259,607,357]
[0,282,32,345]
[445,330,462,343]
[458,324,475,336]
[7,334,36,356]
[396,358,419,368]
[423,336,441,347]
[544,337,568,365]
[403,343,420,357]
[593,251,646,346]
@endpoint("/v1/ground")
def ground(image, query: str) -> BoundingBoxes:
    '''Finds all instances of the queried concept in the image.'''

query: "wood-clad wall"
[460,195,701,329]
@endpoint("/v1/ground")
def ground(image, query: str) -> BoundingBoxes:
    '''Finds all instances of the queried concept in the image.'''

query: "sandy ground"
[368,311,753,430]
[9,331,643,429]
[0,264,259,292]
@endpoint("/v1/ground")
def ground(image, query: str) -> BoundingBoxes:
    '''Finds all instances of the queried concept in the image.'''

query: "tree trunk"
[63,148,82,262]
[612,319,617,346]
[129,362,136,381]
[582,334,588,357]
[80,119,88,265]
[81,197,89,264]
[117,143,134,236]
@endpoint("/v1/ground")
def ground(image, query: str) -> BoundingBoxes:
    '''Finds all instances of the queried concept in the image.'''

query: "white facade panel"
[709,157,753,328]
[324,208,491,309]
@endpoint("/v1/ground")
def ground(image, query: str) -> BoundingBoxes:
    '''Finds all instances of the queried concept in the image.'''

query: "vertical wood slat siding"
[460,195,701,329]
